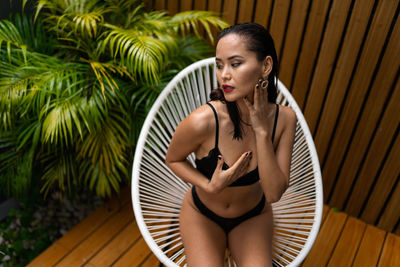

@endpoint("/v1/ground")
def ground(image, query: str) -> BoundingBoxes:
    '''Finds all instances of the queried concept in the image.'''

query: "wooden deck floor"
[28,187,400,266]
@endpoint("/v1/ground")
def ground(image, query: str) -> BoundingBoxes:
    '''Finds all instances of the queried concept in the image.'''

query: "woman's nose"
[221,67,231,80]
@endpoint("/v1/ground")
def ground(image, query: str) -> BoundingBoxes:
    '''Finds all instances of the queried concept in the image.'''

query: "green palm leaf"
[170,11,229,43]
[102,24,173,84]
[0,20,27,60]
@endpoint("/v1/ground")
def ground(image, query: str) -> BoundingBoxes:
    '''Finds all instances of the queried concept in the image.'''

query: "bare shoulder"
[278,105,297,129]
[178,102,216,136]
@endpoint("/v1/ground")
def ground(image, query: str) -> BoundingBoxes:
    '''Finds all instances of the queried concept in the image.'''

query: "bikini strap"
[206,102,219,148]
[271,104,279,142]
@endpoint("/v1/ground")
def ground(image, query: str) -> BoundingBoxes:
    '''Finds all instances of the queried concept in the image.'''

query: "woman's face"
[215,33,266,102]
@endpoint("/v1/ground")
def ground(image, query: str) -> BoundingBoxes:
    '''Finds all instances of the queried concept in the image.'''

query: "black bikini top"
[195,102,279,187]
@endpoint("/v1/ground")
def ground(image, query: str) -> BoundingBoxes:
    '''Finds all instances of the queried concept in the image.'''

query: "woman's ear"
[263,56,273,76]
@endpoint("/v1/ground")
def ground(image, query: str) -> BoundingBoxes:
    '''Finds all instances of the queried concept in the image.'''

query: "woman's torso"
[193,100,280,218]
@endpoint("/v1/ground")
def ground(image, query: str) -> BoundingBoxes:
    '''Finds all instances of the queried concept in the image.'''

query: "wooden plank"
[325,0,398,209]
[378,178,400,232]
[314,0,386,195]
[268,0,291,57]
[55,203,134,266]
[222,0,239,25]
[291,0,330,108]
[279,0,310,87]
[208,0,222,13]
[140,254,160,267]
[207,0,223,43]
[327,216,366,266]
[167,0,179,16]
[27,243,69,267]
[236,0,255,24]
[377,233,400,266]
[28,187,130,266]
[194,0,207,11]
[253,0,273,28]
[362,138,400,224]
[113,238,153,266]
[322,204,329,224]
[352,224,386,267]
[302,209,347,266]
[154,0,166,11]
[303,0,353,132]
[180,0,193,12]
[87,221,142,266]
[344,61,400,217]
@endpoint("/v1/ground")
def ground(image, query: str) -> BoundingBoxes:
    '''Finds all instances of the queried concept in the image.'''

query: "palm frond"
[102,24,173,84]
[85,59,134,97]
[78,110,130,197]
[170,11,229,44]
[0,19,27,60]
[40,149,79,198]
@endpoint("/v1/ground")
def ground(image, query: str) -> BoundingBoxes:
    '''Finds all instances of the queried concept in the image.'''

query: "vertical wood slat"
[344,64,400,216]
[268,0,291,59]
[154,0,166,11]
[253,0,273,28]
[361,133,400,224]
[222,0,239,25]
[167,0,179,15]
[314,0,377,174]
[207,0,223,43]
[278,0,310,88]
[323,0,398,208]
[290,0,331,107]
[180,0,193,11]
[303,0,353,133]
[236,0,255,24]
[378,176,400,232]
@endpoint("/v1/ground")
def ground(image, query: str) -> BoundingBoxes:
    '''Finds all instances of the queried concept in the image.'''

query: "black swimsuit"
[192,102,279,234]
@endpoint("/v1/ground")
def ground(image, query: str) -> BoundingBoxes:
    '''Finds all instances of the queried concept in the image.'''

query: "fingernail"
[249,151,252,156]
[256,84,259,89]
[245,152,249,156]
[218,155,222,160]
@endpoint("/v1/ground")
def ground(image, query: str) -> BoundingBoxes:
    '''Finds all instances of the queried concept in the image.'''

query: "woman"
[165,23,297,266]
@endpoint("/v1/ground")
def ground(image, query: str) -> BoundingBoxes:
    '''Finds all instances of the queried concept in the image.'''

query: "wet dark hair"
[210,23,279,140]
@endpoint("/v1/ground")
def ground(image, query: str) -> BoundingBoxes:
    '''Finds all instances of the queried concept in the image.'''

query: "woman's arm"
[255,106,297,203]
[244,79,297,203]
[165,106,213,192]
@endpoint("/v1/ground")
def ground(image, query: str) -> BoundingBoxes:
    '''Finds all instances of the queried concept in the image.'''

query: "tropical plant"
[0,0,228,198]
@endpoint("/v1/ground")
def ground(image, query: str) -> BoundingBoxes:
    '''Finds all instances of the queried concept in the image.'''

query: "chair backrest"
[132,57,323,267]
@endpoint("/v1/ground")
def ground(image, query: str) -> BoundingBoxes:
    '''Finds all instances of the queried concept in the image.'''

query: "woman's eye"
[216,64,223,69]
[232,62,241,67]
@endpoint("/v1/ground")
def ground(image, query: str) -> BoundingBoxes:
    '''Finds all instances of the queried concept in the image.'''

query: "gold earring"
[261,76,269,89]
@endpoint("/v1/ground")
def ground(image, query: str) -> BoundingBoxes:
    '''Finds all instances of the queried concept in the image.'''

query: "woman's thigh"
[180,189,227,267]
[227,206,274,267]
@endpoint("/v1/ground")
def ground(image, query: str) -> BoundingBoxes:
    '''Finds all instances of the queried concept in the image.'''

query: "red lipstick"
[222,84,234,92]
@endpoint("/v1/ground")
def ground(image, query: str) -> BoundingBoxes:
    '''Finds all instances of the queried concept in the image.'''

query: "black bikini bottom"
[191,186,266,234]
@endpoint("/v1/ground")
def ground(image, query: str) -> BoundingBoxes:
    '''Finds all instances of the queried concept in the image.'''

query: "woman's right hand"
[207,151,253,193]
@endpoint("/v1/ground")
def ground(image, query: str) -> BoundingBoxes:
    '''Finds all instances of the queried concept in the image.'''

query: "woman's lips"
[222,84,234,92]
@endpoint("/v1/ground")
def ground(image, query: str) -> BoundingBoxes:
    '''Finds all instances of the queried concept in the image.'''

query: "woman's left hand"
[243,78,271,136]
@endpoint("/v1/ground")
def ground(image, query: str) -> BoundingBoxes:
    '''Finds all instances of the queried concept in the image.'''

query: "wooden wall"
[151,0,400,234]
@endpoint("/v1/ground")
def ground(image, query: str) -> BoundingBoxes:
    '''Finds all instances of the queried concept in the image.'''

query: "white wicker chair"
[132,57,323,267]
